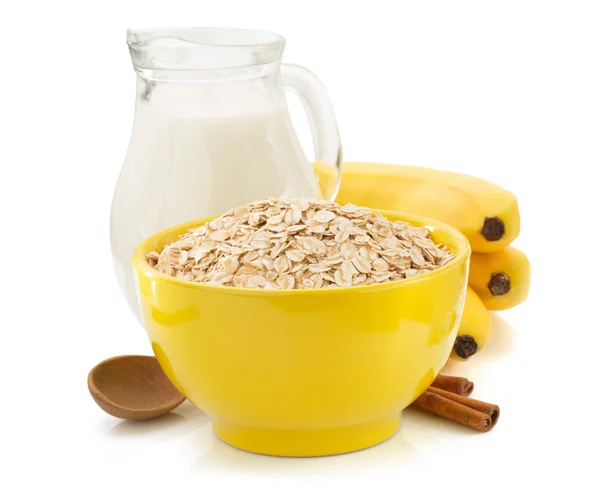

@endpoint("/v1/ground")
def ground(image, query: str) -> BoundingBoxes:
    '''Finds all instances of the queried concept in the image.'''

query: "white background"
[2,0,599,482]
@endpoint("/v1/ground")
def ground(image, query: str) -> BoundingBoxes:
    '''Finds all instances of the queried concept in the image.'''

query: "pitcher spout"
[127,27,285,73]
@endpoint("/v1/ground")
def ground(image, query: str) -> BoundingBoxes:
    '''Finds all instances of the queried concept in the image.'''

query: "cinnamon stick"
[430,375,474,396]
[412,390,494,432]
[427,386,500,426]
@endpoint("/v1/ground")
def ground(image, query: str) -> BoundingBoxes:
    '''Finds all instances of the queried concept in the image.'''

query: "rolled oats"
[147,197,455,289]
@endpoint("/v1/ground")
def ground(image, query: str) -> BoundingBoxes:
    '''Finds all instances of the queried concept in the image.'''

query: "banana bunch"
[318,161,531,360]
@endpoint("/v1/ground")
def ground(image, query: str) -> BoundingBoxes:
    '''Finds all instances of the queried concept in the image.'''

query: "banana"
[452,287,493,360]
[312,161,340,201]
[469,246,531,311]
[328,162,520,253]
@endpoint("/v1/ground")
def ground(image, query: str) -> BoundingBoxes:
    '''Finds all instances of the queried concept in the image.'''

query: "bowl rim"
[132,208,471,296]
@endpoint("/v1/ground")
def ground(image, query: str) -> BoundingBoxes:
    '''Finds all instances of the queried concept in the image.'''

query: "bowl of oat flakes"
[132,197,470,457]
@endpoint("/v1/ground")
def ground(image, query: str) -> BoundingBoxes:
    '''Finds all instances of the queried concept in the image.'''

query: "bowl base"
[212,413,402,457]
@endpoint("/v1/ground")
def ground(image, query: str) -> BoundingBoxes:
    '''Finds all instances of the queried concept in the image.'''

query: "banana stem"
[454,335,478,359]
[481,217,505,241]
[488,272,511,296]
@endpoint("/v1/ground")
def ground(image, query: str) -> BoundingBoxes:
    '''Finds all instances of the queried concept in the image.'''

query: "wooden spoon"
[88,355,185,420]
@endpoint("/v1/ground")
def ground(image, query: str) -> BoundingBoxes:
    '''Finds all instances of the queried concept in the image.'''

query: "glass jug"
[110,28,343,323]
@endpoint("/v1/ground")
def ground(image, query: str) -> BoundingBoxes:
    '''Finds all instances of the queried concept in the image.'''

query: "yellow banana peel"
[469,246,531,311]
[322,162,520,253]
[451,287,493,360]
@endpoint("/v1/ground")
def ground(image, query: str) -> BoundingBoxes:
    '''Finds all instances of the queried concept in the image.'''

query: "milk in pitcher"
[111,27,342,323]
[110,103,321,318]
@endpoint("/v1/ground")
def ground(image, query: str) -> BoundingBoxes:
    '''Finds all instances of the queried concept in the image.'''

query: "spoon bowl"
[88,355,185,420]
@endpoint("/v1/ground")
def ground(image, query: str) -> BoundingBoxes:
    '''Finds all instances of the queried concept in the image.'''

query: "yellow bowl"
[132,209,470,457]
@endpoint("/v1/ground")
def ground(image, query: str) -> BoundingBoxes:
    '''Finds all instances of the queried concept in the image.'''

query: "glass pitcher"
[110,27,343,323]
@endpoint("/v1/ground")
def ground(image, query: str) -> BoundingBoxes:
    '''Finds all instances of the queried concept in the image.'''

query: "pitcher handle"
[281,64,343,201]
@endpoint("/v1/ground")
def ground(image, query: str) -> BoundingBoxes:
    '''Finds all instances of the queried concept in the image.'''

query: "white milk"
[110,104,321,320]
